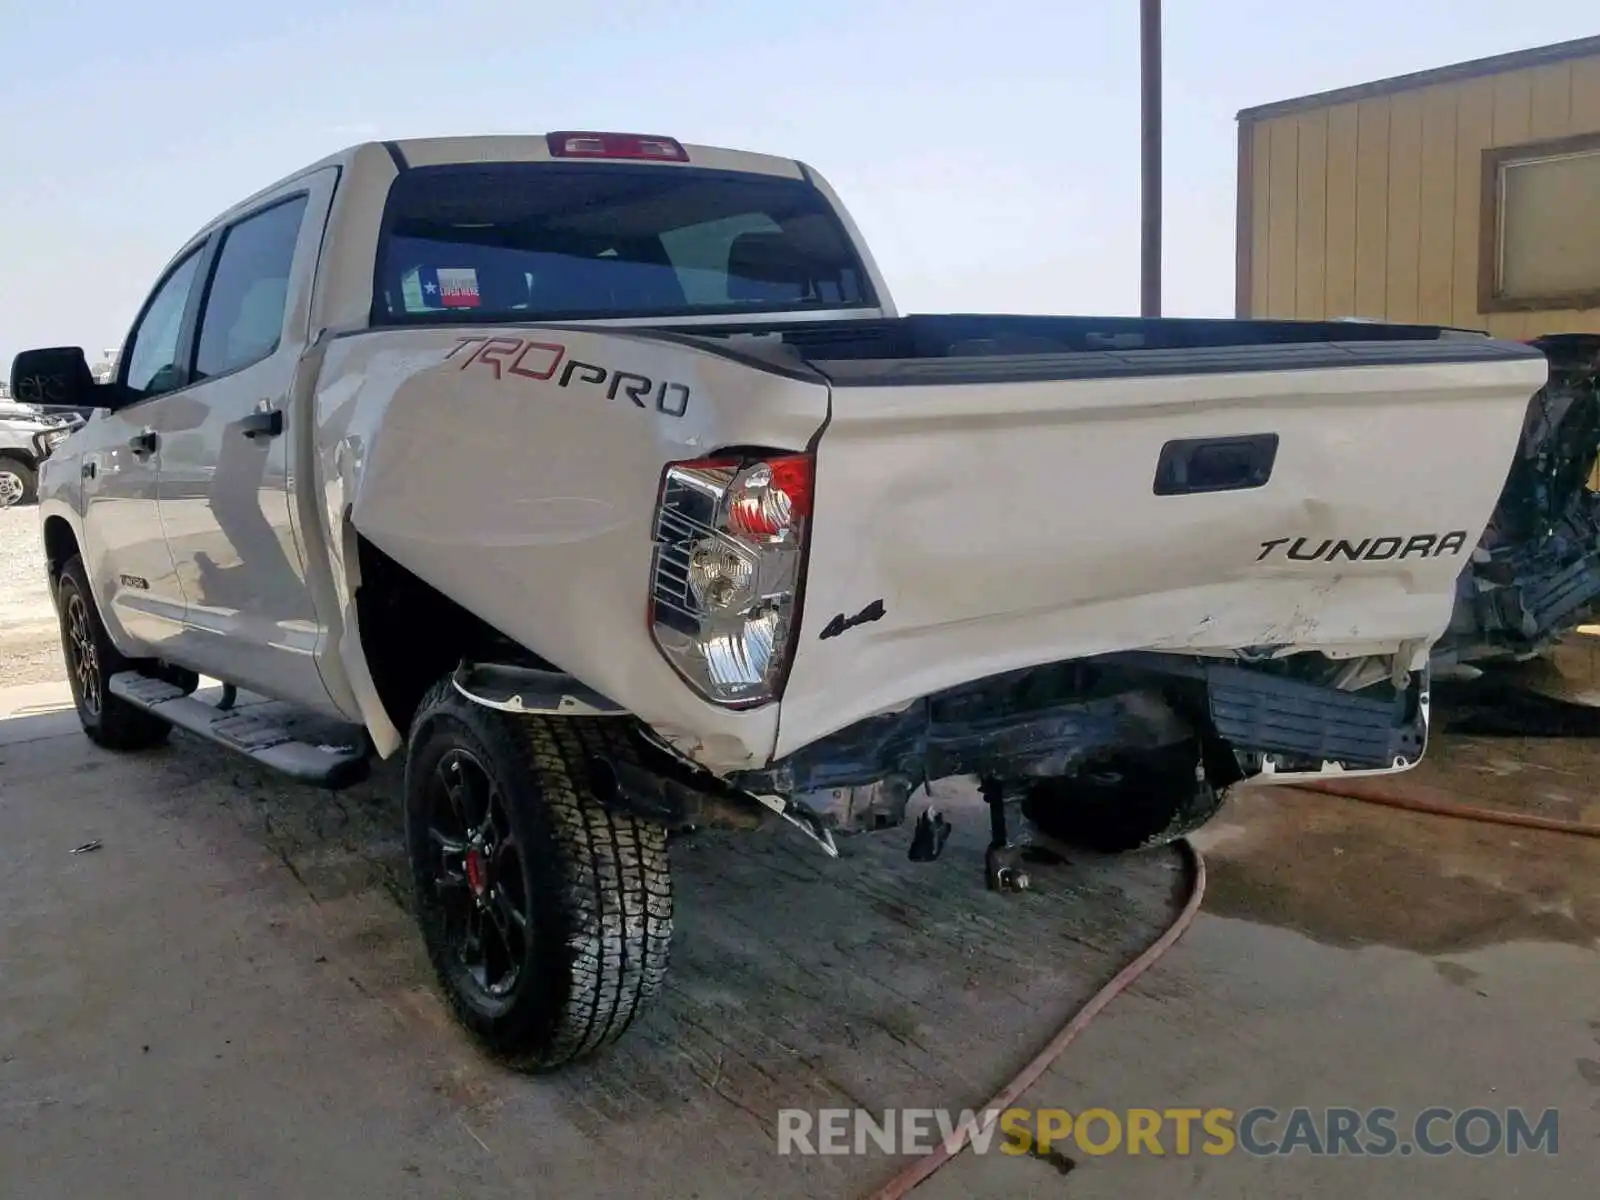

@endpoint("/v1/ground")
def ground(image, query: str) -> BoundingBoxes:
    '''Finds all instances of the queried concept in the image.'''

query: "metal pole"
[1140,0,1162,317]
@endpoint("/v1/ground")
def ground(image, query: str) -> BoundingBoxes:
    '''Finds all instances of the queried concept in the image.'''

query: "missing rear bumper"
[734,651,1429,797]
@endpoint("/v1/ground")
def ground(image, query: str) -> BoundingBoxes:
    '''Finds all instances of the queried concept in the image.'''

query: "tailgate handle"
[1153,434,1278,496]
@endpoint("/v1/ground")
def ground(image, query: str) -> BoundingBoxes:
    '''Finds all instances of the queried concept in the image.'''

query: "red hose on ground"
[868,773,1600,1197]
[866,839,1207,1200]
[1291,776,1600,837]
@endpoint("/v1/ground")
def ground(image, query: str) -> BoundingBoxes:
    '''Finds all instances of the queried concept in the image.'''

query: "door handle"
[239,408,284,440]
[1153,434,1279,496]
[128,430,159,455]
[82,460,96,480]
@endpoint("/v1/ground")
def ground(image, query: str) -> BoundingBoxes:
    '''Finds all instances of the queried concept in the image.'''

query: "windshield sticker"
[418,266,480,308]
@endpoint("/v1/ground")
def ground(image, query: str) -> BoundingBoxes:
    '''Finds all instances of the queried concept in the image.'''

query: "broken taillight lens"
[648,453,813,707]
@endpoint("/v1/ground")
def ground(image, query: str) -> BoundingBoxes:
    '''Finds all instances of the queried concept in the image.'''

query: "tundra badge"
[1257,532,1471,563]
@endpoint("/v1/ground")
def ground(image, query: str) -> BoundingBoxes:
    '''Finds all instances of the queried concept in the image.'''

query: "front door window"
[122,250,204,398]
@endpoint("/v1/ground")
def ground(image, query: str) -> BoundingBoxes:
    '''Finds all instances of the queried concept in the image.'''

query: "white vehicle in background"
[0,398,79,507]
[12,131,1549,1069]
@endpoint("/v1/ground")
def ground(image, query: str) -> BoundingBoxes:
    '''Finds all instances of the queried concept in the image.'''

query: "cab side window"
[195,196,308,380]
[122,250,205,399]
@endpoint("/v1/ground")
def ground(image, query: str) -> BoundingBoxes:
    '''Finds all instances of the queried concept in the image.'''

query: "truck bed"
[331,314,1546,771]
[659,316,1549,758]
[673,312,1524,378]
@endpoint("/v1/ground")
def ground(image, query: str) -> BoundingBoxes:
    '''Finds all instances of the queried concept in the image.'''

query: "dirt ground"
[0,505,61,686]
[2,507,1599,1197]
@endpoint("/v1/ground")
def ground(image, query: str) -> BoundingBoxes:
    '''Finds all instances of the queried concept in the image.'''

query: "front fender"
[35,438,94,613]
[36,431,84,516]
[34,494,85,631]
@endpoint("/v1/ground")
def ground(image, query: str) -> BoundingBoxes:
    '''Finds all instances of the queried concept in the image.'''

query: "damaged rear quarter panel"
[1445,334,1600,665]
[309,325,832,771]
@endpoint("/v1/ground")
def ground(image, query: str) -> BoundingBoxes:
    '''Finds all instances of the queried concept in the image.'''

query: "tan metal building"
[1236,35,1600,338]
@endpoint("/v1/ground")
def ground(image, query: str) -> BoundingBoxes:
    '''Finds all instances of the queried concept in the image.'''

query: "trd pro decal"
[1256,531,1471,563]
[445,335,690,417]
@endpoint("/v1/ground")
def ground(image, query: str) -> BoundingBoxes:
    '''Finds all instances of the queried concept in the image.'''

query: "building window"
[1480,133,1600,312]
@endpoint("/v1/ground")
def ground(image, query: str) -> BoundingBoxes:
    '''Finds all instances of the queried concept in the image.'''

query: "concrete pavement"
[3,672,1598,1198]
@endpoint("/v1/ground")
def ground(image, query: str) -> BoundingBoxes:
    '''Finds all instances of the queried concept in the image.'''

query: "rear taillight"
[648,452,814,707]
[546,131,689,162]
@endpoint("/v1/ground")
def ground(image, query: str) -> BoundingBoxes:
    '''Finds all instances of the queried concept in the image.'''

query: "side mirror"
[9,347,111,411]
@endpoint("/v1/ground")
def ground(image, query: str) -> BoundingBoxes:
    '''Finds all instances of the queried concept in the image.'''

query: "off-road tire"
[0,458,36,508]
[55,555,171,751]
[404,678,672,1070]
[1022,744,1225,853]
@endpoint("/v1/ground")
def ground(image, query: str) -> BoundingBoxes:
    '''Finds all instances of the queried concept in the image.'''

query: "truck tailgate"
[774,340,1548,757]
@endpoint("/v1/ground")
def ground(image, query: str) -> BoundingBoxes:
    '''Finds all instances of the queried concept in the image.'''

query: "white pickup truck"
[12,132,1548,1068]
[0,400,79,507]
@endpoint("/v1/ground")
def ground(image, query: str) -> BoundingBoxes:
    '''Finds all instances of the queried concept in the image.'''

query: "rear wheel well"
[353,536,553,735]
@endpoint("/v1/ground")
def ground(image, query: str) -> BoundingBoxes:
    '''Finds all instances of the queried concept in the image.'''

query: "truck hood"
[0,416,52,436]
[0,399,48,423]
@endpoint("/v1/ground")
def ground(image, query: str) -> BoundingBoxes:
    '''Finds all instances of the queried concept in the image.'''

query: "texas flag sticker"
[419,266,481,308]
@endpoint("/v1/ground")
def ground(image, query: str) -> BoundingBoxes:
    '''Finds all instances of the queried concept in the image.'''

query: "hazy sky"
[1,1,1594,365]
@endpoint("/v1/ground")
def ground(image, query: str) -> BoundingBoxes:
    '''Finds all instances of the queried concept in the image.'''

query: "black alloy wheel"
[53,555,170,750]
[424,747,535,1010]
[404,679,673,1069]
[62,589,102,720]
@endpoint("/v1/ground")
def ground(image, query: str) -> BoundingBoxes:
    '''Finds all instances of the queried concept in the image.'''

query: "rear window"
[372,162,875,324]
